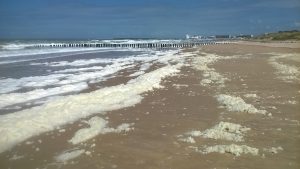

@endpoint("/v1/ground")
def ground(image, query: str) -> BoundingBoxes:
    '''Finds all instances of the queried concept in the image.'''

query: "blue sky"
[0,0,300,39]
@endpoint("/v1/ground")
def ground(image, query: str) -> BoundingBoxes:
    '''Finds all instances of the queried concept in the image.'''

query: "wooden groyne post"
[35,41,231,49]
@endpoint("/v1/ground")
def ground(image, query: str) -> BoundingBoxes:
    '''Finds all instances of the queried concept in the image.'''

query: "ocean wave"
[1,43,36,50]
[0,50,169,94]
[0,47,105,58]
[0,39,182,58]
[0,49,191,153]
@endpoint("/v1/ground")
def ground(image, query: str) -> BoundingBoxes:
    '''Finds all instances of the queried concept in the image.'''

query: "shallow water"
[0,40,174,115]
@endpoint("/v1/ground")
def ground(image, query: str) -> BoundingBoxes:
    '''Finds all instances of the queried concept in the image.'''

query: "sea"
[0,39,187,154]
[0,39,182,112]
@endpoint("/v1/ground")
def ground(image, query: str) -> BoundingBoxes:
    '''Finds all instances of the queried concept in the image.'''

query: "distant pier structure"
[34,41,230,49]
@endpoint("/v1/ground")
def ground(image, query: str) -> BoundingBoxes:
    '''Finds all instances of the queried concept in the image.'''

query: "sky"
[0,0,300,39]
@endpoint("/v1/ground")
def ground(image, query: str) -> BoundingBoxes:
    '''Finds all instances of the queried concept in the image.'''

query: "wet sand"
[1,42,299,169]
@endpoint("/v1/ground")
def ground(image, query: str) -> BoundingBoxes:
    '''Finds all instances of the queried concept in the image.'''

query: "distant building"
[186,34,202,40]
[236,34,253,39]
[215,35,230,39]
[207,35,216,39]
[186,34,190,39]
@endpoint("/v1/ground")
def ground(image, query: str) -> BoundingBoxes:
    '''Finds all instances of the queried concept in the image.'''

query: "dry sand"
[235,40,300,49]
[0,42,299,169]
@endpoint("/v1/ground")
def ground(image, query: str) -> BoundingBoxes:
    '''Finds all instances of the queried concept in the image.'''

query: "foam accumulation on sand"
[199,144,259,156]
[69,116,133,145]
[268,53,300,82]
[216,94,267,115]
[55,149,86,162]
[198,122,248,142]
[177,51,275,158]
[129,62,152,77]
[191,53,233,88]
[263,146,284,154]
[180,121,250,143]
[0,51,190,153]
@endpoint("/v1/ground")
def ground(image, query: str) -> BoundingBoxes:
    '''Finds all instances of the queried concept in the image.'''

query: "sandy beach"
[1,42,299,169]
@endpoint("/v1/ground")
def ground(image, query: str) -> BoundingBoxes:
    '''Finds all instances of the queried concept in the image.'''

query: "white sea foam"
[0,60,132,94]
[209,122,247,141]
[0,74,67,94]
[129,62,152,77]
[192,53,229,87]
[187,130,202,137]
[0,46,134,59]
[54,66,104,74]
[69,116,133,144]
[56,63,134,85]
[1,43,36,50]
[0,47,103,59]
[0,54,185,153]
[178,136,196,143]
[201,71,227,87]
[192,53,220,71]
[129,71,145,77]
[183,122,250,142]
[9,154,25,161]
[55,149,85,162]
[140,62,151,71]
[263,146,283,154]
[0,83,88,109]
[172,84,189,89]
[244,93,258,98]
[201,122,249,142]
[32,52,158,67]
[157,50,192,65]
[200,144,259,156]
[40,58,113,67]
[268,53,300,81]
[216,94,267,115]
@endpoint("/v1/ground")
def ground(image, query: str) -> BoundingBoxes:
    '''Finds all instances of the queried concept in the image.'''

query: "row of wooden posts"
[35,42,230,48]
